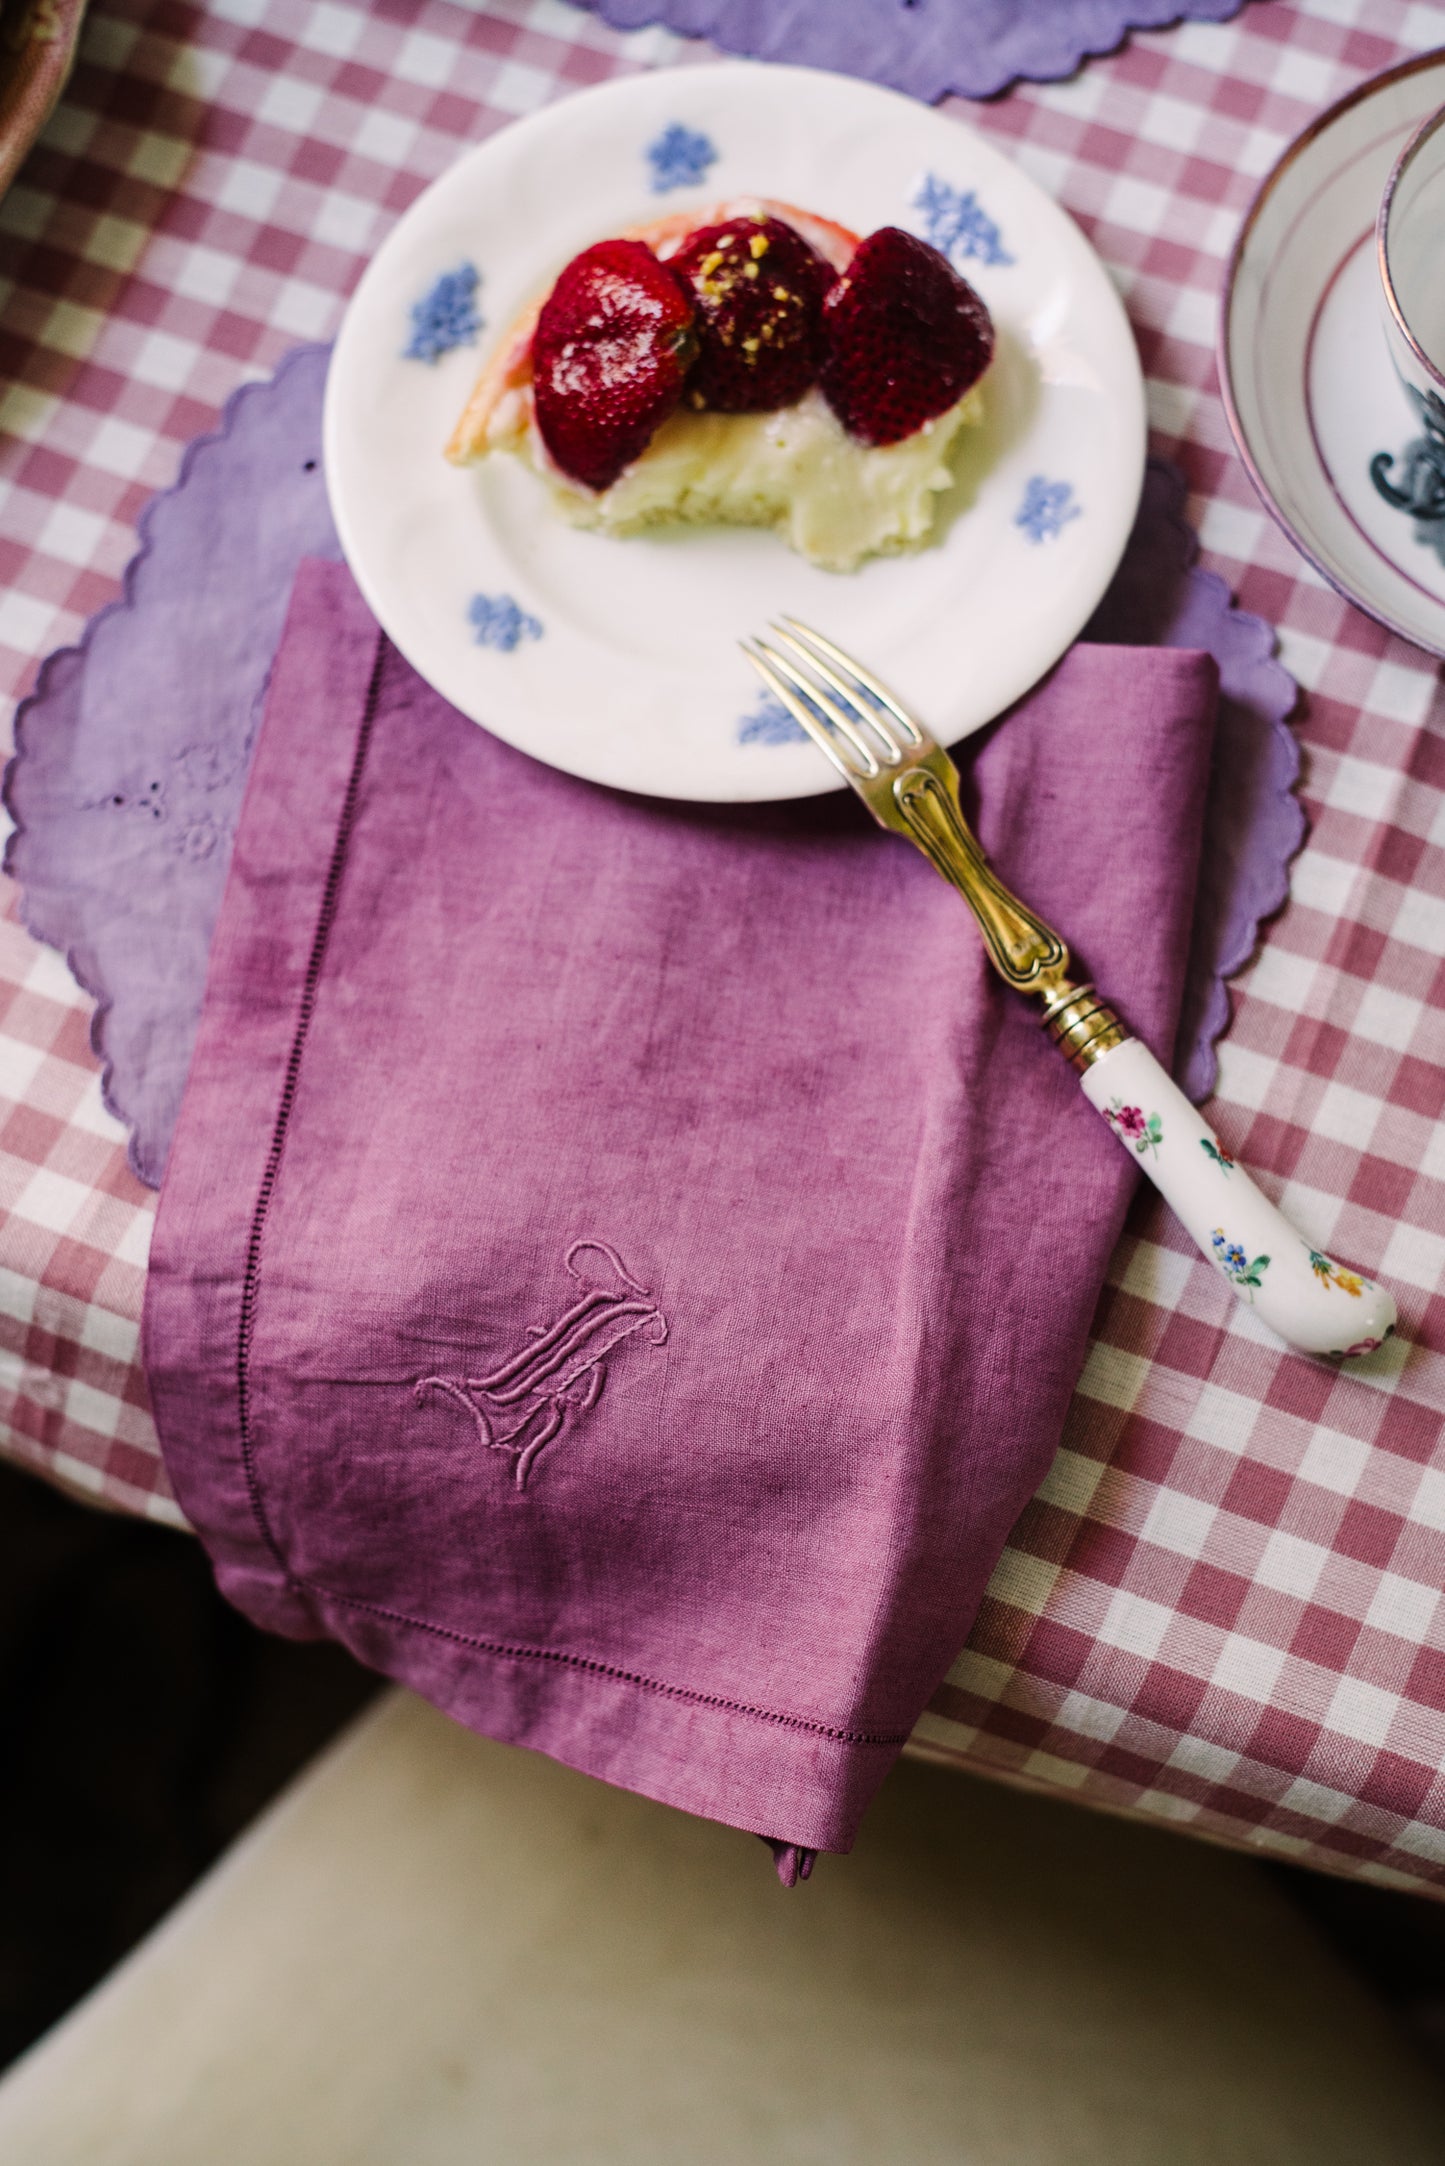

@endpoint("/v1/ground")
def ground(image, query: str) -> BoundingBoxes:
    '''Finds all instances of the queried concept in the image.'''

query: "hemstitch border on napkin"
[227,629,907,1755]
[233,627,390,1586]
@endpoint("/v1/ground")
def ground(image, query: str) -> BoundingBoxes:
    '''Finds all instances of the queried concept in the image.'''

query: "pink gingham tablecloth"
[2,0,1444,1897]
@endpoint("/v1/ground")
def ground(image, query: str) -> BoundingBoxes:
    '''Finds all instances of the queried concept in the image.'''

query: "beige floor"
[1,1689,1441,2165]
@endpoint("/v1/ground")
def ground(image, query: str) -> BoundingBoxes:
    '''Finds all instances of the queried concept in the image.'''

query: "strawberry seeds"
[820,227,995,448]
[669,214,835,415]
[531,238,699,493]
[529,217,993,490]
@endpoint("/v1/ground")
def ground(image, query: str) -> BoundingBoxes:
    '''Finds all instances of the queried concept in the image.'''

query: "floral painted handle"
[737,620,1398,1364]
[1079,1038,1397,1360]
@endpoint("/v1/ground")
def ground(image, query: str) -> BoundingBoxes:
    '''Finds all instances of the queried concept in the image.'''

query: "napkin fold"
[144,558,1217,1861]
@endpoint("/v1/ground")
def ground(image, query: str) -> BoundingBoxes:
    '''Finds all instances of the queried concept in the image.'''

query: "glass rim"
[1378,102,1445,396]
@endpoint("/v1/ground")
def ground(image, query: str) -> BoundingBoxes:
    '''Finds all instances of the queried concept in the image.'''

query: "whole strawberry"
[532,239,698,491]
[820,227,993,447]
[668,215,833,414]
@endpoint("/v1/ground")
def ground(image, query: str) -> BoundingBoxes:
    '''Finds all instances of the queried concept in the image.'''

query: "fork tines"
[742,618,929,784]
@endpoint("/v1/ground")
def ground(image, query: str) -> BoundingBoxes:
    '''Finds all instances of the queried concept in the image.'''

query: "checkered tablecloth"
[3,0,1444,1897]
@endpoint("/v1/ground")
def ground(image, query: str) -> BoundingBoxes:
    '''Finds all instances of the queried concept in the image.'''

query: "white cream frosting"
[489,384,982,573]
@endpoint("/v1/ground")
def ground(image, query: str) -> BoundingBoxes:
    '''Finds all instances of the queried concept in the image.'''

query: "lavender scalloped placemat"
[573,0,1252,104]
[4,341,1300,1188]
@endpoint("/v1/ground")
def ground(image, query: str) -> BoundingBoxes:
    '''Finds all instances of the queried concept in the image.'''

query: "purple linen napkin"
[144,558,1217,1860]
[0,333,1298,1186]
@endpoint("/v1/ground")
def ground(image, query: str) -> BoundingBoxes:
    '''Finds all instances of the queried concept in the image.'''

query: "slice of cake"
[445,198,994,573]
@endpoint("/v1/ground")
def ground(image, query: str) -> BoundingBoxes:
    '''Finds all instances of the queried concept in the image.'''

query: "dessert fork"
[744,619,1396,1361]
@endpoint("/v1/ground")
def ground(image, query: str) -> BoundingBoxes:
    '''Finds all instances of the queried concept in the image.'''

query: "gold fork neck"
[890,758,1067,993]
[888,760,1129,1069]
[1038,978,1129,1072]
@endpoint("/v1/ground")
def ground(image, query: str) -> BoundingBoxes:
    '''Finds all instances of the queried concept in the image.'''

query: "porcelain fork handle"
[1079,1038,1397,1360]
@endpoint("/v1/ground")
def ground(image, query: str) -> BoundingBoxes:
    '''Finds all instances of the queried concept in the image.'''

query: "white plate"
[325,62,1145,802]
[1219,49,1445,659]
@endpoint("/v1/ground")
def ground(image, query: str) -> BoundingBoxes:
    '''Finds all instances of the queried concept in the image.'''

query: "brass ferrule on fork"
[1037,978,1129,1074]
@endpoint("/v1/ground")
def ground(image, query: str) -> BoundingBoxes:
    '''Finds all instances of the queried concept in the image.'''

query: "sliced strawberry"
[531,239,698,491]
[668,215,833,414]
[820,227,993,447]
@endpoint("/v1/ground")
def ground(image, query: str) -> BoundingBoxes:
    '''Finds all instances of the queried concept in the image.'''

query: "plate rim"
[1216,44,1445,660]
[324,58,1148,800]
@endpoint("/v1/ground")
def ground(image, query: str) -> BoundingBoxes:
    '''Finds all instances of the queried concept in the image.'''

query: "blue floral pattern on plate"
[737,689,807,746]
[646,123,718,192]
[468,593,542,652]
[909,173,1013,270]
[404,264,482,362]
[1015,477,1080,544]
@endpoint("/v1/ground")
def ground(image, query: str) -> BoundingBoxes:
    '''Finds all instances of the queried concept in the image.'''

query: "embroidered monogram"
[415,1240,668,1489]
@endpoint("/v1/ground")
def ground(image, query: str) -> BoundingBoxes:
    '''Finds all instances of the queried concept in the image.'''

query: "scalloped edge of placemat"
[3,344,334,1185]
[573,0,1253,105]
